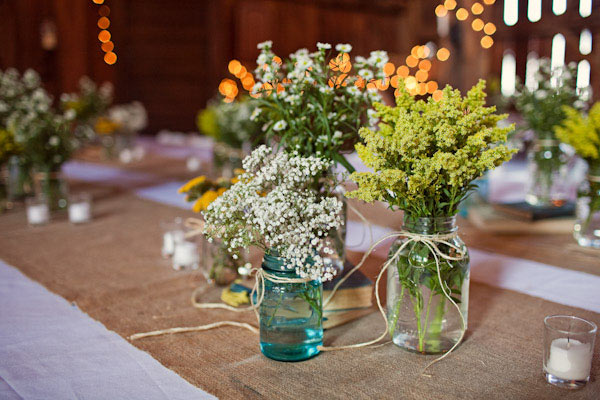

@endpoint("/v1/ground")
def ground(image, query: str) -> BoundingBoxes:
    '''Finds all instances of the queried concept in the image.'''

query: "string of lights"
[92,0,117,65]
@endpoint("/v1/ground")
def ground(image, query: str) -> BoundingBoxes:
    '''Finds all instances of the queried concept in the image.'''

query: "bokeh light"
[101,41,114,52]
[444,0,457,10]
[471,3,484,15]
[98,30,111,43]
[97,17,110,29]
[436,47,450,61]
[103,51,117,65]
[456,8,469,20]
[481,35,494,48]
[484,22,497,35]
[472,18,484,31]
[396,65,410,77]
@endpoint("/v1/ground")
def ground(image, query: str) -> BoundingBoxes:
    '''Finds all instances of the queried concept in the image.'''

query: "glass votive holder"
[68,193,92,224]
[544,315,597,389]
[26,195,50,226]
[161,217,185,259]
[172,239,200,271]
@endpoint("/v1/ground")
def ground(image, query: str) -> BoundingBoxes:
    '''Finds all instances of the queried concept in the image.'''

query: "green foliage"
[555,102,600,163]
[11,111,74,172]
[197,96,261,149]
[347,80,516,217]
[514,59,587,140]
[60,76,113,125]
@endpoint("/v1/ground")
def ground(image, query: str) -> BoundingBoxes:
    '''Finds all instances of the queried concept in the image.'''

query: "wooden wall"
[2,0,446,133]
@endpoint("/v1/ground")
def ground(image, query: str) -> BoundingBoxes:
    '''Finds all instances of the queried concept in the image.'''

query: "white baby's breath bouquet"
[203,145,343,281]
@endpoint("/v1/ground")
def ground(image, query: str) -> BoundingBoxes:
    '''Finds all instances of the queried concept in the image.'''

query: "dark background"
[1,0,598,133]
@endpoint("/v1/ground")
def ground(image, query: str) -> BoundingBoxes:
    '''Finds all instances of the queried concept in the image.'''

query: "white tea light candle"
[69,202,91,223]
[545,338,593,381]
[543,315,597,389]
[162,230,185,258]
[27,203,49,226]
[172,240,199,270]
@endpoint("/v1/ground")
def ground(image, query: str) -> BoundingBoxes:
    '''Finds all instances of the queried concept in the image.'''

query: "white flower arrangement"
[107,101,148,134]
[203,145,343,281]
[244,41,387,173]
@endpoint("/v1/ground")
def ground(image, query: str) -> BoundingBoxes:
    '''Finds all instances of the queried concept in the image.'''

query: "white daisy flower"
[273,120,288,131]
[335,43,352,53]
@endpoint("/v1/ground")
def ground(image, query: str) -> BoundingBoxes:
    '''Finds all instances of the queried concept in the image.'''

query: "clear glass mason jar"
[7,156,34,202]
[574,163,600,248]
[34,170,69,210]
[322,186,347,273]
[259,252,323,361]
[525,139,573,207]
[387,215,470,354]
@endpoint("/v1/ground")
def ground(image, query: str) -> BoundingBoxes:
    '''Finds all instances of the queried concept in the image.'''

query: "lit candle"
[162,230,185,258]
[27,203,49,226]
[172,240,199,270]
[545,338,593,381]
[68,201,91,224]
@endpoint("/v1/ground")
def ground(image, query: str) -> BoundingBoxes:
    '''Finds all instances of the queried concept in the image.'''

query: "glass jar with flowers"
[202,145,343,361]
[555,103,600,248]
[12,110,75,210]
[179,173,243,285]
[0,69,48,202]
[347,80,516,354]
[197,96,260,178]
[231,40,387,273]
[514,59,588,207]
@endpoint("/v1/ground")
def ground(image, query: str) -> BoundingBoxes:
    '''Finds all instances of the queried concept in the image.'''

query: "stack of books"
[322,262,374,329]
[467,201,575,234]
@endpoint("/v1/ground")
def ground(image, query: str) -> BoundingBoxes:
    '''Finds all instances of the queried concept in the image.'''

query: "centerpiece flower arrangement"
[2,68,77,209]
[347,80,516,354]
[95,101,148,162]
[238,40,388,271]
[202,145,343,361]
[197,96,261,177]
[555,103,600,248]
[514,58,589,207]
[0,68,49,200]
[179,171,244,285]
[61,76,113,142]
[9,106,76,210]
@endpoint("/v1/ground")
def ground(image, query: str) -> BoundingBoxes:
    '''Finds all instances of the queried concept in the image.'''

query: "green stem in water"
[388,285,405,339]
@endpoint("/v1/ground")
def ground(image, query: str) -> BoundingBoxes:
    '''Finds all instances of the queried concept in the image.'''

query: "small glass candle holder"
[26,195,50,226]
[544,315,597,389]
[68,193,92,224]
[161,217,185,258]
[172,239,200,271]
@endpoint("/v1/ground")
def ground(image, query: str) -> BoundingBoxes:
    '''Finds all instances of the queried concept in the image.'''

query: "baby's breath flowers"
[347,80,517,217]
[203,145,343,281]
[247,41,388,173]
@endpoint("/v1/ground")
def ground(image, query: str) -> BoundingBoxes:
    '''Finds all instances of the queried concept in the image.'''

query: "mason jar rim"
[544,314,597,335]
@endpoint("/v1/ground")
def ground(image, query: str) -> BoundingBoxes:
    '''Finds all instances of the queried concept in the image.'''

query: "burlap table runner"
[0,181,598,399]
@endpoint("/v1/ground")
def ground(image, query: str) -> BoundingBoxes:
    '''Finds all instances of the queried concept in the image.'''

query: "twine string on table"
[129,218,467,374]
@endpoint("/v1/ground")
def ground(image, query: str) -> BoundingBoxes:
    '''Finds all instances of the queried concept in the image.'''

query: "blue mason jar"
[259,252,323,361]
